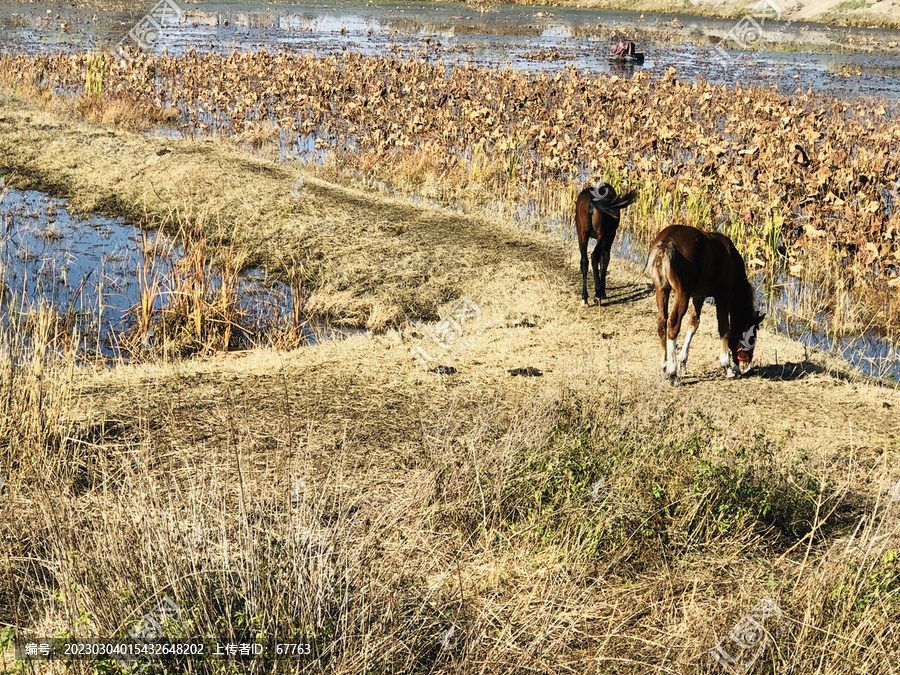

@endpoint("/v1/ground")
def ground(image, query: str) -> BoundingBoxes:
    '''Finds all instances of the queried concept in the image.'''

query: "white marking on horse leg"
[666,338,677,377]
[719,338,730,368]
[677,325,696,376]
[720,338,735,377]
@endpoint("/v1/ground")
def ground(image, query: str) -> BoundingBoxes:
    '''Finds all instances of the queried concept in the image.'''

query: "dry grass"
[2,288,900,672]
[0,85,899,674]
[0,87,513,334]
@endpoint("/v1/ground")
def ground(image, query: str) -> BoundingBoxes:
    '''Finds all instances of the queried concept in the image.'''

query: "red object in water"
[609,41,644,63]
[612,41,635,57]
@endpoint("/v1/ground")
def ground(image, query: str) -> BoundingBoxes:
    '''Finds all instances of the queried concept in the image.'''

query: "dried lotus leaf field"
[0,58,899,674]
[2,50,899,338]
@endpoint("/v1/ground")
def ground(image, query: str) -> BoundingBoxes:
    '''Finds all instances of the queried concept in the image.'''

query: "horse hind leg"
[591,244,603,304]
[665,292,690,379]
[580,241,589,305]
[655,285,670,372]
[598,241,612,302]
[676,296,704,378]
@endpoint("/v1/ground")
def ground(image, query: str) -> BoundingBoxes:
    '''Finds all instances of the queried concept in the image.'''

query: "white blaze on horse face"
[666,338,678,376]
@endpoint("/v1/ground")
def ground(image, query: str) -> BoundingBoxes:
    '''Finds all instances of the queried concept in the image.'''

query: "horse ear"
[756,313,765,325]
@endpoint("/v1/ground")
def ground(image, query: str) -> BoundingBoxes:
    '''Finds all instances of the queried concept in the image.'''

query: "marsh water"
[0,185,323,358]
[1,0,900,376]
[3,0,900,98]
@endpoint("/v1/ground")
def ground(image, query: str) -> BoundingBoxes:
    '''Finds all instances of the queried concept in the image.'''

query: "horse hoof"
[665,371,682,386]
[582,299,588,307]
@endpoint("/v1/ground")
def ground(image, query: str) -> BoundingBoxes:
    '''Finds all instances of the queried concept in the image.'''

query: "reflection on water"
[0,185,155,356]
[0,185,340,359]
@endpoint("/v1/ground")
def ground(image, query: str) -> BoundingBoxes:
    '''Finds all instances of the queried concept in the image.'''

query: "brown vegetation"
[0,192,899,671]
[1,50,898,338]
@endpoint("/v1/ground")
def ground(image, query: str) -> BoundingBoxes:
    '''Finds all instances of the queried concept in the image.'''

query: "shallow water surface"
[0,185,330,358]
[3,0,900,99]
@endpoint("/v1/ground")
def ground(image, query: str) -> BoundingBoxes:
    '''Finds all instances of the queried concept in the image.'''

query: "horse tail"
[590,189,637,216]
[647,239,674,289]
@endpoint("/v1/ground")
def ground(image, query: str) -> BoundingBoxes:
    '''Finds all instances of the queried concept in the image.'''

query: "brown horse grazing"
[575,182,637,305]
[647,225,764,379]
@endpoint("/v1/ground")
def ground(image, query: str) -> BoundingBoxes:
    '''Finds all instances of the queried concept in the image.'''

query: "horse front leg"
[715,300,735,378]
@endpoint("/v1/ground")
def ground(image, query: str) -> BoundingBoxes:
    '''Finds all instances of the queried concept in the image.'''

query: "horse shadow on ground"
[755,360,854,383]
[669,359,849,387]
[601,283,654,307]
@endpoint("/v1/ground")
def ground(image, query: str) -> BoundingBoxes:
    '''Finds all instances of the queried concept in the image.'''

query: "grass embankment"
[1,90,900,673]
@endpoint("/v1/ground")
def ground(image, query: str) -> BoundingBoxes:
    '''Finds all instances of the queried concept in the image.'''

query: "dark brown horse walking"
[575,182,637,305]
[647,225,764,379]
